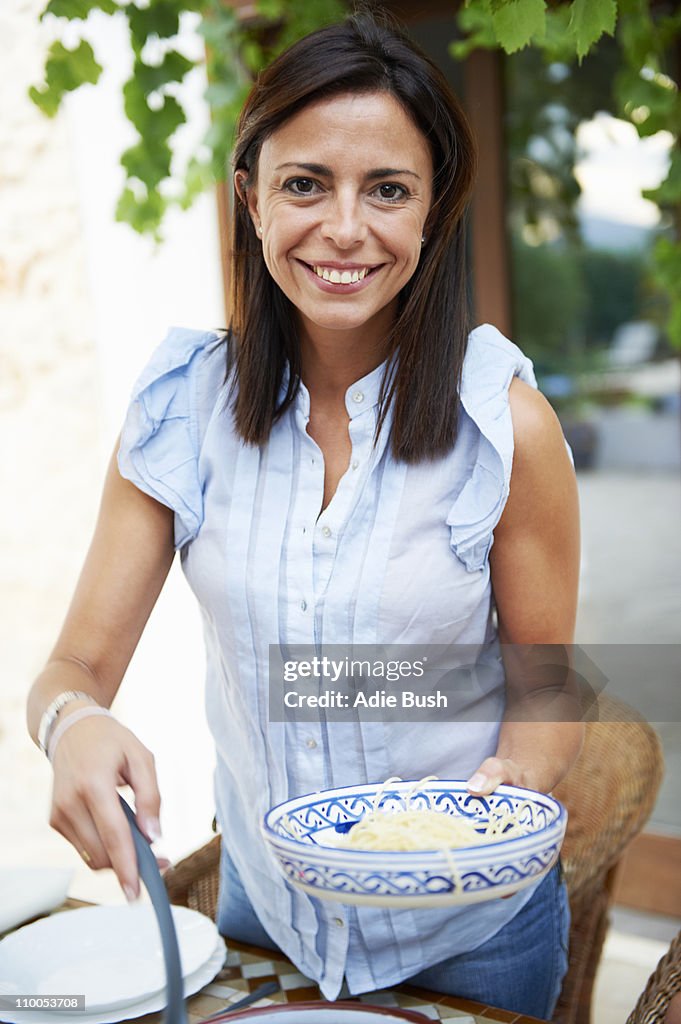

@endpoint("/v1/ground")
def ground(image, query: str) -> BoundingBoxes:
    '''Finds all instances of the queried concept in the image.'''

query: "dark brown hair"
[226,7,478,462]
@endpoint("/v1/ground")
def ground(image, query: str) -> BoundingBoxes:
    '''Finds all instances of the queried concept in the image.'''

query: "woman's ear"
[234,169,259,232]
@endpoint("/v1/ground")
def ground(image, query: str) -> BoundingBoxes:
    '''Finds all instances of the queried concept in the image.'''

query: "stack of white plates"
[0,904,225,1023]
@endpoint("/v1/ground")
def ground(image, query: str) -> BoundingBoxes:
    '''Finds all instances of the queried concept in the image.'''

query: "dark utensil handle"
[119,795,189,1024]
[199,980,280,1021]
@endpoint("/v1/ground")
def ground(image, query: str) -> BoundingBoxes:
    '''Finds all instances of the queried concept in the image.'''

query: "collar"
[280,358,391,420]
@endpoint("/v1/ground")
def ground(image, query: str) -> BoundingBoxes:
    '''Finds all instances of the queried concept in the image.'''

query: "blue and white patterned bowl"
[262,780,567,908]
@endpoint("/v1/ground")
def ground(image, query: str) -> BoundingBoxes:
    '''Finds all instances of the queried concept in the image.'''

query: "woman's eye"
[373,183,408,202]
[284,178,320,196]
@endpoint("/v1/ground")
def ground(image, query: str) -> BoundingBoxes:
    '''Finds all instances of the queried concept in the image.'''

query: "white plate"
[218,1006,473,1022]
[0,935,226,1024]
[0,869,74,935]
[0,904,219,1013]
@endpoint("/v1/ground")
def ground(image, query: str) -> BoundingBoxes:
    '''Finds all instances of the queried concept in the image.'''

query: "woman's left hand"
[466,756,532,796]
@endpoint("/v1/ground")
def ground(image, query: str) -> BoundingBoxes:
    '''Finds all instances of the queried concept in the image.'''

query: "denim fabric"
[408,862,570,1019]
[217,840,569,1019]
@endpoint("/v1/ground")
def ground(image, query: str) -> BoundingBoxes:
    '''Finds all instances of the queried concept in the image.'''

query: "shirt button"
[352,391,364,404]
[300,599,307,611]
[322,526,331,538]
[333,917,344,927]
[306,738,317,749]
[351,460,359,470]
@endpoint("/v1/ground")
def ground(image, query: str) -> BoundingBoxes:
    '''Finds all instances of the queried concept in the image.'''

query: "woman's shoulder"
[131,325,227,398]
[462,323,536,391]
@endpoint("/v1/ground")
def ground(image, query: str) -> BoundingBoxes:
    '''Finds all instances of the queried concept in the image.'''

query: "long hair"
[226,8,478,462]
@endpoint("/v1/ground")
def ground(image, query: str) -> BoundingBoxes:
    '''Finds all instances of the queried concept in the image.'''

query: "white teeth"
[312,265,370,284]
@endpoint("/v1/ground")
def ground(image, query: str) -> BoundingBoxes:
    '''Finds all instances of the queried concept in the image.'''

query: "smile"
[312,265,370,284]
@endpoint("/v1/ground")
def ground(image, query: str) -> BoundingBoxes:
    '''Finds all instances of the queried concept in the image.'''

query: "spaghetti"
[339,778,532,852]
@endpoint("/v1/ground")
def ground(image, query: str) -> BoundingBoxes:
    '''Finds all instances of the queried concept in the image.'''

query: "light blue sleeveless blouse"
[118,323,540,999]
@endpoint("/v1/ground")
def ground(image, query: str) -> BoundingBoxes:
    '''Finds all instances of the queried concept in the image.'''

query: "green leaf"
[491,0,546,54]
[568,0,617,61]
[614,67,680,136]
[540,6,578,61]
[241,38,264,74]
[452,3,497,58]
[668,299,681,350]
[123,77,185,137]
[121,139,172,188]
[255,0,284,18]
[42,0,117,18]
[650,237,681,298]
[204,80,241,108]
[643,148,681,206]
[28,39,102,117]
[178,156,215,209]
[126,0,181,49]
[115,185,167,237]
[617,4,655,68]
[133,50,195,95]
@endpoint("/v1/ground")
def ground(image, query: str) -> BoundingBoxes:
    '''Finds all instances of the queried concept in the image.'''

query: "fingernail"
[466,772,486,790]
[141,816,162,842]
[123,884,138,903]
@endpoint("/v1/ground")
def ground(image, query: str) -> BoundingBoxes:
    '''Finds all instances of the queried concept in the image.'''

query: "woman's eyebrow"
[274,161,421,181]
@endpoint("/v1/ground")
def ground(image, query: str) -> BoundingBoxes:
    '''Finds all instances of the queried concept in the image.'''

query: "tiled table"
[2,900,547,1024]
[134,933,549,1024]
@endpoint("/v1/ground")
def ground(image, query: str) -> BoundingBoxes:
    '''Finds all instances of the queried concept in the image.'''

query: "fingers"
[466,756,518,795]
[49,719,163,902]
[124,746,162,845]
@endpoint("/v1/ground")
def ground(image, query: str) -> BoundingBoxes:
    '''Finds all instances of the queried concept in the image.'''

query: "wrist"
[36,690,101,755]
[47,705,115,762]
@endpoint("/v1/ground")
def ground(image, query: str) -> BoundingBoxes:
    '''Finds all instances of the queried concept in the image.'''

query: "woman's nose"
[320,193,367,249]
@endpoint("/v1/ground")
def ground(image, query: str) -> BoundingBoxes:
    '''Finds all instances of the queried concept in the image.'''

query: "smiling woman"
[26,7,580,1021]
[235,92,432,351]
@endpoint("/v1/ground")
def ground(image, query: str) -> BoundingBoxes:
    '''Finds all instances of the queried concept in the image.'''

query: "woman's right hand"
[49,710,163,901]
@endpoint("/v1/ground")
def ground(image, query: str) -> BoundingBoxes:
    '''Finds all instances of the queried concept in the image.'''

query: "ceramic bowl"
[262,780,567,908]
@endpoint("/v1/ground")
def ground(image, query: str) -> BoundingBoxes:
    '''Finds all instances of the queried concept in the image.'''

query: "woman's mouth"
[297,261,381,292]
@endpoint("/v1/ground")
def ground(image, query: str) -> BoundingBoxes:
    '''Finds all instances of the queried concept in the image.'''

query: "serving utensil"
[119,796,189,1024]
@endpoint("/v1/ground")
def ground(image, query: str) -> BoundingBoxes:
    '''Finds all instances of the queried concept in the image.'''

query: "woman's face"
[237,91,433,341]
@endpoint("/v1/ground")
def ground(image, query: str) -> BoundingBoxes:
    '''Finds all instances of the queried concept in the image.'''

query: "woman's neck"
[297,309,395,403]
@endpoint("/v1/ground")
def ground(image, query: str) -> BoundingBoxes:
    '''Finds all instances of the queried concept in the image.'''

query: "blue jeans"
[217,845,569,1020]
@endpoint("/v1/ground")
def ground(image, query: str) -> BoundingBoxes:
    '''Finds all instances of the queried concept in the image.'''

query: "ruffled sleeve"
[117,326,226,550]
[446,323,538,572]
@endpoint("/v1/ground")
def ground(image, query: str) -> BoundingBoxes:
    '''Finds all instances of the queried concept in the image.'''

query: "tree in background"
[30,0,680,346]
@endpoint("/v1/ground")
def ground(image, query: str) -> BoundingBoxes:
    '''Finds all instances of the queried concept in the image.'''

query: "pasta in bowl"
[262,779,567,908]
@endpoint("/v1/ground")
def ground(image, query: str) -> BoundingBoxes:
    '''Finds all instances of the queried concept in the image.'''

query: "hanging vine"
[29,0,680,341]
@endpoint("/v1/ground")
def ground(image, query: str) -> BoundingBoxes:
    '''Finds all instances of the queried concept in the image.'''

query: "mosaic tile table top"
[131,936,548,1024]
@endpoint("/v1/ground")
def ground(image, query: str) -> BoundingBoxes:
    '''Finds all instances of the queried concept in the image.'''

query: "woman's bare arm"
[27,445,175,897]
[467,377,584,796]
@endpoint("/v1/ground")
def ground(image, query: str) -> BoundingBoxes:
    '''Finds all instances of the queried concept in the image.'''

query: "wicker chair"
[552,694,664,1024]
[626,931,681,1024]
[164,694,664,1024]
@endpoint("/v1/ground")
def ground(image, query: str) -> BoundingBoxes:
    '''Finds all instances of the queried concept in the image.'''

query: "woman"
[26,9,581,1017]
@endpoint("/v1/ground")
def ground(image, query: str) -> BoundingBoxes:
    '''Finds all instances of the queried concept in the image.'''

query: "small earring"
[421,235,426,245]
[257,225,263,236]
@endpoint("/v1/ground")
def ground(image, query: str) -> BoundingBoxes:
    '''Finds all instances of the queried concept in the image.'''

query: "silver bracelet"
[37,690,100,755]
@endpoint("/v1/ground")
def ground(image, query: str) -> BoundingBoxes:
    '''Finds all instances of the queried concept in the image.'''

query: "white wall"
[1,0,226,904]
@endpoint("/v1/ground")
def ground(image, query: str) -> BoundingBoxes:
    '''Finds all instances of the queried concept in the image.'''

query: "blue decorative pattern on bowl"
[262,781,567,907]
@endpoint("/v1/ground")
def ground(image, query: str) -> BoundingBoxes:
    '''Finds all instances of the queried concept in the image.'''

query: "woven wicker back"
[627,930,681,1024]
[553,693,664,1024]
